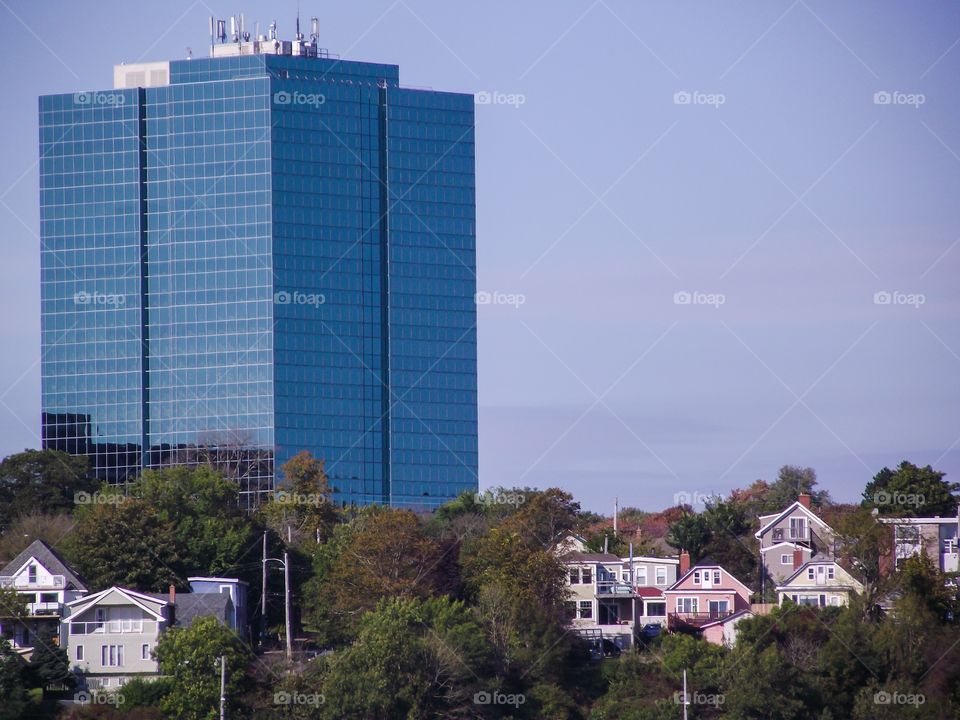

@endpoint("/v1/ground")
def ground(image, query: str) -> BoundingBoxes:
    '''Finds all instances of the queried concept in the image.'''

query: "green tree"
[321,596,492,719]
[153,616,249,720]
[0,639,28,720]
[830,508,891,606]
[754,465,829,514]
[27,629,75,695]
[862,461,959,517]
[0,449,97,530]
[665,512,711,561]
[66,497,182,590]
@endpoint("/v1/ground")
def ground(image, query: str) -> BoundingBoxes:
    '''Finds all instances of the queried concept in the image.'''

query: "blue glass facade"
[40,53,477,508]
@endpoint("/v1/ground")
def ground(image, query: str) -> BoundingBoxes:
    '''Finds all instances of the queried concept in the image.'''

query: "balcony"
[26,602,62,616]
[595,581,637,596]
[668,610,734,630]
[68,620,155,635]
[0,575,66,590]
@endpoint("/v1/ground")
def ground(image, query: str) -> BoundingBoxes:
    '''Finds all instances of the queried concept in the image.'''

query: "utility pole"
[261,531,267,645]
[614,497,618,536]
[219,655,227,720]
[682,669,688,720]
[284,550,292,661]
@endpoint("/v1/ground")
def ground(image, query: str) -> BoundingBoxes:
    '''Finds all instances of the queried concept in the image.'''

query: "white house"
[0,540,88,654]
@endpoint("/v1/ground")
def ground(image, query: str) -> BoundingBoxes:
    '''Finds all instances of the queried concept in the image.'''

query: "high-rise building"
[39,18,478,508]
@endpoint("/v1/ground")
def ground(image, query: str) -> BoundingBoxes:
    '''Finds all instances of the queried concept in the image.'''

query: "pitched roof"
[776,558,864,591]
[700,609,752,629]
[634,586,666,598]
[0,540,88,592]
[67,587,167,621]
[666,564,753,596]
[169,593,233,628]
[560,551,621,563]
[754,501,833,539]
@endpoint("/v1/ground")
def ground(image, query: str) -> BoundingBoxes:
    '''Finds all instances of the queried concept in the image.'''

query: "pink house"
[663,557,751,634]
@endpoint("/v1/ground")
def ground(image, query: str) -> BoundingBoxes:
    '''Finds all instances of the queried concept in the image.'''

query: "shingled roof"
[0,540,88,592]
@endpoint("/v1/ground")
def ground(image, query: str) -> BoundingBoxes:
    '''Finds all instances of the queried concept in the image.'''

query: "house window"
[693,571,700,584]
[789,517,807,540]
[773,528,784,541]
[581,568,592,584]
[829,596,840,607]
[95,608,107,623]
[101,645,124,667]
[782,554,792,565]
[646,602,666,617]
[76,646,83,661]
[141,644,149,660]
[27,565,37,584]
[578,601,593,619]
[655,567,666,585]
[676,598,698,614]
[713,571,721,585]
[40,593,58,604]
[827,567,835,580]
[636,567,647,585]
[569,568,579,584]
[808,568,815,580]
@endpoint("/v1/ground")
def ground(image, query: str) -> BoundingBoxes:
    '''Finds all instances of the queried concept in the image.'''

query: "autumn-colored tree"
[261,451,338,546]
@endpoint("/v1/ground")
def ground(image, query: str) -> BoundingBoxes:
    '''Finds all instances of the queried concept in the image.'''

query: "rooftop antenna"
[295,6,303,41]
[208,16,215,54]
[216,19,227,44]
[310,17,319,42]
[230,16,238,43]
[268,20,277,41]
[241,12,249,42]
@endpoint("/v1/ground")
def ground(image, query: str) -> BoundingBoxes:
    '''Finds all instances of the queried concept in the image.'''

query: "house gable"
[755,501,833,541]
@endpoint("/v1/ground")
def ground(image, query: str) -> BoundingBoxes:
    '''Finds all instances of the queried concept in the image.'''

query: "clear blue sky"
[2,0,959,513]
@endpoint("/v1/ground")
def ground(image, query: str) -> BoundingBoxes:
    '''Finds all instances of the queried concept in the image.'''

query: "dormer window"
[713,571,721,585]
[693,571,701,584]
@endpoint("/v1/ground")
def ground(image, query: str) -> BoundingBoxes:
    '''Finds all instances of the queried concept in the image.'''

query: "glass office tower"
[39,32,477,508]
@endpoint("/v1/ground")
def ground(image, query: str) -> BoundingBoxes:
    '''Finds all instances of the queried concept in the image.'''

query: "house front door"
[708,600,728,618]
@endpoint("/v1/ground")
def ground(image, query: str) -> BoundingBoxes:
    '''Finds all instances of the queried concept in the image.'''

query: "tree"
[27,628,75,695]
[862,461,959,517]
[665,512,711,561]
[0,449,97,530]
[261,451,338,547]
[66,498,182,591]
[0,511,75,565]
[321,596,492,719]
[153,616,249,720]
[0,639,28,720]
[829,508,891,605]
[751,466,829,514]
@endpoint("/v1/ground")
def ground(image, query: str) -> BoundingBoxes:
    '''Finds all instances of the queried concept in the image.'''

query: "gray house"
[755,494,836,595]
[62,584,234,690]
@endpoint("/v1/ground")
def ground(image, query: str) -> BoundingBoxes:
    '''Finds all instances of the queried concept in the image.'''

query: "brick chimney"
[168,584,176,605]
[797,493,811,509]
[793,548,804,568]
[680,550,691,576]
